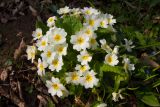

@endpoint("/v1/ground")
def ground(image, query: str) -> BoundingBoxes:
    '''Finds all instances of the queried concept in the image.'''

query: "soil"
[0,12,35,67]
[0,0,39,106]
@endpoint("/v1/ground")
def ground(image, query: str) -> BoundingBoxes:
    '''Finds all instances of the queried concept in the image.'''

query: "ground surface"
[0,0,41,107]
[0,13,35,67]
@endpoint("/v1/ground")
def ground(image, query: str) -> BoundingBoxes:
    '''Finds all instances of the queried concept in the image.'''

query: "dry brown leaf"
[14,38,26,60]
[12,8,18,15]
[37,95,47,106]
[74,96,85,107]
[29,6,37,16]
[17,2,23,9]
[16,32,23,37]
[0,69,8,81]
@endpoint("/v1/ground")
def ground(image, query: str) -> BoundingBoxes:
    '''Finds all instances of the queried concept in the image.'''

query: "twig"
[52,96,58,104]
[0,83,10,86]
[17,81,23,100]
[0,86,26,107]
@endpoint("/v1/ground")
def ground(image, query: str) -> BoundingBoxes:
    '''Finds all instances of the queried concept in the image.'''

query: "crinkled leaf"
[100,64,125,76]
[55,16,83,36]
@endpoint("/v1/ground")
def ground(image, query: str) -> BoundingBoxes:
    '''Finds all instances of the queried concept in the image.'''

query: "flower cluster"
[26,6,135,101]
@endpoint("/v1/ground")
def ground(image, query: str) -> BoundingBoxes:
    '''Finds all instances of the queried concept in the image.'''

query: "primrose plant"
[26,6,135,106]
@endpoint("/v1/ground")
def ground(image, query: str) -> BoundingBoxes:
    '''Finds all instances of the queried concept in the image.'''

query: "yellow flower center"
[77,37,84,44]
[57,47,64,54]
[90,38,96,44]
[39,63,44,71]
[107,56,113,63]
[52,83,59,90]
[80,66,86,72]
[86,10,91,14]
[108,18,112,24]
[71,73,78,80]
[100,21,105,27]
[82,55,89,60]
[48,17,54,22]
[89,19,95,26]
[86,75,93,82]
[41,41,46,46]
[47,51,51,57]
[52,60,59,67]
[37,32,42,37]
[54,34,61,41]
[85,29,91,35]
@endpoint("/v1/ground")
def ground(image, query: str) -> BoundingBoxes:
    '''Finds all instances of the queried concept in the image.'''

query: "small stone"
[1,18,8,23]
[0,2,5,7]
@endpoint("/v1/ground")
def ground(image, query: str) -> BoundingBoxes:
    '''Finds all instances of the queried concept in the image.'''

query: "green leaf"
[135,31,146,46]
[47,98,55,107]
[153,66,160,72]
[137,100,146,107]
[36,21,49,34]
[41,72,53,82]
[136,91,160,106]
[96,27,116,42]
[55,16,83,36]
[4,59,13,66]
[100,64,125,76]
[127,87,139,90]
[152,79,160,88]
[144,74,158,81]
[114,75,121,91]
[136,42,160,49]
[68,84,76,95]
